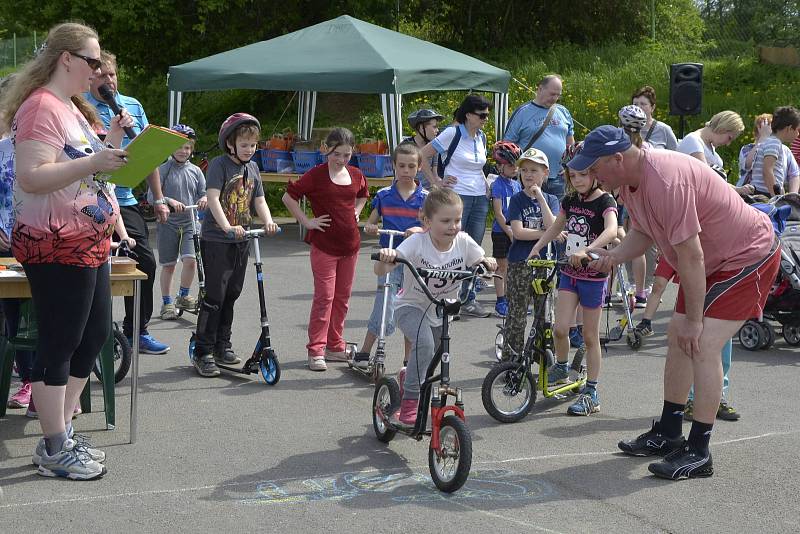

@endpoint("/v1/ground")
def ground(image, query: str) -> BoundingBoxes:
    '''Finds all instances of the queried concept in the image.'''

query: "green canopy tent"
[167,15,511,149]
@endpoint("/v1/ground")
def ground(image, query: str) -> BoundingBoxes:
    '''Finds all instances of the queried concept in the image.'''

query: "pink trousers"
[307,245,358,356]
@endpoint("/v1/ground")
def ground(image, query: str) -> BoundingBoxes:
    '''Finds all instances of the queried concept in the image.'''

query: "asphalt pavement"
[1,226,799,533]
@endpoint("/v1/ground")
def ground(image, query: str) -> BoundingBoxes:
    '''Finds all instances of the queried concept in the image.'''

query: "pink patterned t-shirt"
[12,88,118,267]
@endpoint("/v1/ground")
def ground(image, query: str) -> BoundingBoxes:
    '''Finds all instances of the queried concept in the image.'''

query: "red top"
[791,137,800,168]
[287,163,369,256]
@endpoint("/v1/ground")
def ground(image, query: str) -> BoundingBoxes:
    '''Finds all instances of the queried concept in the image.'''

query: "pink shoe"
[7,381,31,408]
[392,398,418,427]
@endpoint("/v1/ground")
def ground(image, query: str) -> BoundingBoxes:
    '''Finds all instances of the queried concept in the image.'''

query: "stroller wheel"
[758,321,775,350]
[783,324,800,346]
[738,320,764,351]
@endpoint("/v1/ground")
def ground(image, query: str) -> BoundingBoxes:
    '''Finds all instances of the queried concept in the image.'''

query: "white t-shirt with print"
[677,131,723,168]
[394,231,485,325]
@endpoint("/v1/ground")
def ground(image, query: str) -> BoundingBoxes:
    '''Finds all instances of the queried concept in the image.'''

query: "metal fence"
[0,33,39,71]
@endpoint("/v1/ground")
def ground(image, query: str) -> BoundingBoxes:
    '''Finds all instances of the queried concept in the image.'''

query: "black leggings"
[115,205,156,337]
[24,262,111,386]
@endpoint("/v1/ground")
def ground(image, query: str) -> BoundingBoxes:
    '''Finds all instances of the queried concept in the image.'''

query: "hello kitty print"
[560,192,617,280]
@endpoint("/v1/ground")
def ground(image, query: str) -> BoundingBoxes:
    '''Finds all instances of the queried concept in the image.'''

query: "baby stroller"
[738,195,800,350]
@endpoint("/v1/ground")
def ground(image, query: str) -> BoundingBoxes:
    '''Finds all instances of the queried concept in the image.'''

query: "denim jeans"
[458,194,489,301]
[366,268,404,337]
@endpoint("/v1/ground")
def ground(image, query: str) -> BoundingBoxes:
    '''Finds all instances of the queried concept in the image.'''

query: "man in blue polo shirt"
[86,51,176,354]
[504,74,575,199]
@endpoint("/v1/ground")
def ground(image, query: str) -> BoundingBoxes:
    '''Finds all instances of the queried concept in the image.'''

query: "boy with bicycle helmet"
[404,108,444,189]
[192,113,279,377]
[489,141,523,317]
[156,125,207,320]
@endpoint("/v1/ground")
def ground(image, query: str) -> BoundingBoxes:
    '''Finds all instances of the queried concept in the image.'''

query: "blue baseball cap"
[567,126,632,171]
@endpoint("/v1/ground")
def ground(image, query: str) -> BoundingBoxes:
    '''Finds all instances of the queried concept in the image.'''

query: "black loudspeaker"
[669,63,703,116]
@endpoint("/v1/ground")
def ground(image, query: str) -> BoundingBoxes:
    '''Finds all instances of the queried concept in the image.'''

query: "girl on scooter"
[374,188,496,426]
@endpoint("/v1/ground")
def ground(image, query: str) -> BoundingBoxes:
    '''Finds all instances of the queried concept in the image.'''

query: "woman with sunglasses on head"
[420,94,494,317]
[0,22,133,480]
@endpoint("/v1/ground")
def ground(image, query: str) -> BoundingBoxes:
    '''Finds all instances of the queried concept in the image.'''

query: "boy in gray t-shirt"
[155,127,207,319]
[749,106,800,196]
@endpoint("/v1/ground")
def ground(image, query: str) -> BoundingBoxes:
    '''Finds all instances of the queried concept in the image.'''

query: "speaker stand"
[679,115,686,139]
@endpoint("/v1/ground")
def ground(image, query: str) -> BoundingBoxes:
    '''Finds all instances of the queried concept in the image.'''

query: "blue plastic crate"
[257,149,292,173]
[315,153,359,167]
[292,150,321,174]
[356,154,393,177]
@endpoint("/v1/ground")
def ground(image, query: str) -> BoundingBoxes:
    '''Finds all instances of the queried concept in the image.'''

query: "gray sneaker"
[36,438,107,480]
[547,363,571,385]
[461,300,491,318]
[214,348,242,365]
[193,354,221,377]
[33,432,106,465]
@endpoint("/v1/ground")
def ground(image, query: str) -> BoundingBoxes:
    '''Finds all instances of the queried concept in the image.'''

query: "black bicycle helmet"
[171,124,196,139]
[218,113,261,159]
[407,108,444,129]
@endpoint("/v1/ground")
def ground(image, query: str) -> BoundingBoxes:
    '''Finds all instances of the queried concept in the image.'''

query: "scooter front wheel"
[259,350,281,385]
[92,329,132,384]
[482,361,536,423]
[372,377,399,443]
[429,415,472,493]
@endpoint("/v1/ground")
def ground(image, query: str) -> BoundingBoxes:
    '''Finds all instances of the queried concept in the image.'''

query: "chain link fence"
[0,33,39,72]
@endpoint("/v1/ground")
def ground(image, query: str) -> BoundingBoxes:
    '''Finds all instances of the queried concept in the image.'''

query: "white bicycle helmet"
[618,105,647,132]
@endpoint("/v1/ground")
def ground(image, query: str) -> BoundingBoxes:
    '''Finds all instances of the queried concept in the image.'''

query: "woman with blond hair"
[1,21,132,480]
[677,110,745,168]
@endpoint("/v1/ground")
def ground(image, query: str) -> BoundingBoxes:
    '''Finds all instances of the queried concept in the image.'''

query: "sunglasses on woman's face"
[70,52,102,70]
[471,111,490,119]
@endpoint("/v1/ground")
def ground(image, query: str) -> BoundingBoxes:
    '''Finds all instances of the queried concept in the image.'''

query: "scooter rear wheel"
[372,377,399,443]
[494,329,504,362]
[429,415,472,493]
[188,334,196,362]
[259,350,281,385]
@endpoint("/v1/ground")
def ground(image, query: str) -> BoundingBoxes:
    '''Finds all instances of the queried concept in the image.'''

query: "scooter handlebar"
[227,227,282,239]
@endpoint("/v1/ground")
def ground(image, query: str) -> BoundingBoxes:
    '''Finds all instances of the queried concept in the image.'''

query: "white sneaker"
[36,439,107,480]
[33,432,106,465]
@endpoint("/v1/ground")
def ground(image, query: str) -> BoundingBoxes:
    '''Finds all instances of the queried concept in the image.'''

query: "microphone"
[97,84,137,141]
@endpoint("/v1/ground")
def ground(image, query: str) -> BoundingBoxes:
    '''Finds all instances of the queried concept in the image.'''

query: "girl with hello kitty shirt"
[528,143,617,416]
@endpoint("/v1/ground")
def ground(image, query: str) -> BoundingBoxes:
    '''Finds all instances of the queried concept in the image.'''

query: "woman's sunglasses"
[471,111,490,119]
[70,52,102,70]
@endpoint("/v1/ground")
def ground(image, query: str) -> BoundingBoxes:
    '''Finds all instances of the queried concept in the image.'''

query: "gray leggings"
[395,306,442,400]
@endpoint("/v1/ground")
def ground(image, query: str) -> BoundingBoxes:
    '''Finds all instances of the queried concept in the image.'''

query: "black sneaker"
[214,349,242,365]
[634,321,654,337]
[716,401,741,421]
[648,444,713,480]
[618,420,685,457]
[193,354,221,377]
[353,351,371,369]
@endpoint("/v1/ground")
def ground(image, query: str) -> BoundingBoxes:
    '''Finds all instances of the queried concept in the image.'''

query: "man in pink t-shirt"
[569,126,780,481]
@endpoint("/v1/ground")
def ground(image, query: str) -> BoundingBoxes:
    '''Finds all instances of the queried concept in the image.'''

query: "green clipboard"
[99,125,189,188]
